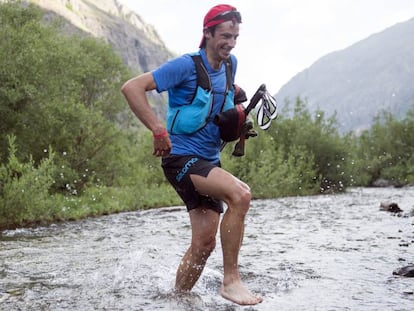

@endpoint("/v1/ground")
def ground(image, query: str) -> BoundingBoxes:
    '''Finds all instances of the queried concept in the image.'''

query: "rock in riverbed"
[393,265,414,277]
[380,202,403,213]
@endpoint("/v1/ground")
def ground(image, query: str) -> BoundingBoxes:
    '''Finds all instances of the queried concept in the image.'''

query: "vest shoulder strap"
[191,54,233,91]
[224,58,233,90]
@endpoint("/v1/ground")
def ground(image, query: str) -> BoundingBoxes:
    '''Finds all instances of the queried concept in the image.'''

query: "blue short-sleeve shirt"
[152,49,237,163]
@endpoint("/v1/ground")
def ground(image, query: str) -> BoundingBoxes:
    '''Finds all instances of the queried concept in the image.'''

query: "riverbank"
[0,184,181,231]
[2,185,414,231]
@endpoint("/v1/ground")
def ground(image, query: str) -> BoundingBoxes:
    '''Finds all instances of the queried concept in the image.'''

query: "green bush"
[353,108,414,185]
[255,97,351,193]
[222,115,319,198]
[0,136,57,227]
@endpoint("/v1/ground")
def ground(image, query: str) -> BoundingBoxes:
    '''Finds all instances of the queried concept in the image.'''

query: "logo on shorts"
[176,157,199,182]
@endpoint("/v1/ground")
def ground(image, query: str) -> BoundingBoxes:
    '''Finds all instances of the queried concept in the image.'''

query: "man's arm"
[121,72,171,157]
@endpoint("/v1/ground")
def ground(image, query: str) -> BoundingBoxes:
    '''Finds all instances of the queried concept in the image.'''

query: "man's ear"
[203,28,212,42]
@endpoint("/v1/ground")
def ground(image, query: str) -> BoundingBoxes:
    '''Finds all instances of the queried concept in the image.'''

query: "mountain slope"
[275,17,414,133]
[28,0,175,74]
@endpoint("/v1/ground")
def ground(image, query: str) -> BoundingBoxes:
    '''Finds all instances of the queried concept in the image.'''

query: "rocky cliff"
[29,0,175,74]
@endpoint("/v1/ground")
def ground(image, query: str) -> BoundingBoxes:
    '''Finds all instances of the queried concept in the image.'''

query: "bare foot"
[220,281,263,305]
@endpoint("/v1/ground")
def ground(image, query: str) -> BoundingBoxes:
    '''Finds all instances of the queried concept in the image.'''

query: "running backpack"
[166,54,235,135]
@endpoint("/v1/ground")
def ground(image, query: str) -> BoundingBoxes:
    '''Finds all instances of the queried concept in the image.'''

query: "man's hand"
[152,129,171,157]
[232,120,257,157]
[243,122,258,139]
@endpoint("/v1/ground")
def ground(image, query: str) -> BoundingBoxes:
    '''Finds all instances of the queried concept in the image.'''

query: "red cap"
[199,4,241,48]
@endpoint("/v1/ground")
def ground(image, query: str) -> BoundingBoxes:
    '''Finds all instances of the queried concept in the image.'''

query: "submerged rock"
[380,202,403,213]
[373,178,394,187]
[393,265,414,277]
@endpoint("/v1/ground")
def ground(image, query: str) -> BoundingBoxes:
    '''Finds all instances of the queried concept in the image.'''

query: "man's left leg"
[191,168,263,305]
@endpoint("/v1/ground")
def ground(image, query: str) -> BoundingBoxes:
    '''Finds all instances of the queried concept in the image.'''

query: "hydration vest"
[166,54,235,135]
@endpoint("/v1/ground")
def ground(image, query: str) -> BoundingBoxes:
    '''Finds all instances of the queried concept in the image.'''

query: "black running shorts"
[161,155,223,213]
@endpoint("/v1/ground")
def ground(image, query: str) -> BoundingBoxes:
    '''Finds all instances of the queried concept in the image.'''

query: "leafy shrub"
[0,136,57,227]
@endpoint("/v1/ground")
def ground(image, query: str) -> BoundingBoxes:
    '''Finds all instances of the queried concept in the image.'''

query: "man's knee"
[229,184,251,213]
[192,235,216,258]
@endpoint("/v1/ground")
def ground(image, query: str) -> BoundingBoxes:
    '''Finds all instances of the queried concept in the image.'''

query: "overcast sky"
[120,0,414,97]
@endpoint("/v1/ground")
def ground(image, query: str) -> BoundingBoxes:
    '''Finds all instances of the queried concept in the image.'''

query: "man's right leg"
[175,207,220,291]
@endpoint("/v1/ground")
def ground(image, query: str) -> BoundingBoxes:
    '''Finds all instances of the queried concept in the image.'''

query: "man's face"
[206,20,240,61]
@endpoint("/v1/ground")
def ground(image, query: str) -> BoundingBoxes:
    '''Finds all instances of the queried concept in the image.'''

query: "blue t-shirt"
[152,49,237,163]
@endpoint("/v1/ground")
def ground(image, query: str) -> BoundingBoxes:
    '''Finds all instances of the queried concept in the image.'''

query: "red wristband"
[153,129,168,139]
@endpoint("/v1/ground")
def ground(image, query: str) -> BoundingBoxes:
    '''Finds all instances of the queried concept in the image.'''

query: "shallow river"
[1,187,413,311]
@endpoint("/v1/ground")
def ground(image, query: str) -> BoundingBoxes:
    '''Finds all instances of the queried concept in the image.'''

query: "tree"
[355,107,414,185]
[265,97,351,192]
[0,1,131,193]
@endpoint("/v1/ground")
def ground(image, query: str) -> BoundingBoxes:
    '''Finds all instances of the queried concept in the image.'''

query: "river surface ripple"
[1,187,413,311]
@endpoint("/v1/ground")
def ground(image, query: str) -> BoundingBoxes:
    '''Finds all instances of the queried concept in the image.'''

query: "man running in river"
[121,4,262,305]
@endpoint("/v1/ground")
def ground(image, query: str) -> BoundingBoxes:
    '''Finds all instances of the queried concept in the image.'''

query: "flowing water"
[1,187,413,311]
